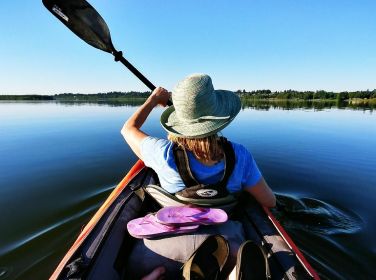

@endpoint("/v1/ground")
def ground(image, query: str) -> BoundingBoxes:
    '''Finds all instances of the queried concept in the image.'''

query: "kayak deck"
[51,163,319,279]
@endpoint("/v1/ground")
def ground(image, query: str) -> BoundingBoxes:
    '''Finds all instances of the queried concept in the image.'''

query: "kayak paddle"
[42,0,172,105]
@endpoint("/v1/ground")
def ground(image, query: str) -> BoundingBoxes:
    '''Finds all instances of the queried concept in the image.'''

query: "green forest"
[1,89,375,102]
[0,91,150,101]
[236,89,376,101]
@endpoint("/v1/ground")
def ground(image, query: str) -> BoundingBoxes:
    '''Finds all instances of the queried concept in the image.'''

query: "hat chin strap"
[166,115,230,126]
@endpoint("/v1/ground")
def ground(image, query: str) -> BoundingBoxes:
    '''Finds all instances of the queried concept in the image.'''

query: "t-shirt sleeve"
[140,136,170,172]
[242,148,262,189]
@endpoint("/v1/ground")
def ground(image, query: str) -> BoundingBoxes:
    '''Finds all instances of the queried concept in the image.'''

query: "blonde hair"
[168,134,223,162]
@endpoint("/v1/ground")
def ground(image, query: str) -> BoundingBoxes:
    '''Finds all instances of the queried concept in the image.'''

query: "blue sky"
[0,0,375,94]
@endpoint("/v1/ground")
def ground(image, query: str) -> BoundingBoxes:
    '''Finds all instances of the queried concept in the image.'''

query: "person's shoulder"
[228,140,249,154]
[140,136,174,169]
[141,136,170,148]
[140,136,173,156]
[227,140,256,164]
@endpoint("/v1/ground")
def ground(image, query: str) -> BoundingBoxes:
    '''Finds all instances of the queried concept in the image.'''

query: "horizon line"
[1,88,376,96]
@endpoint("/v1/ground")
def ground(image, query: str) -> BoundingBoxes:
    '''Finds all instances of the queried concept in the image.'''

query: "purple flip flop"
[156,206,228,226]
[127,214,199,239]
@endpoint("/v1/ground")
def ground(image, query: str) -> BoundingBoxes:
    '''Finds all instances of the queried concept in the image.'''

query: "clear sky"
[0,0,375,94]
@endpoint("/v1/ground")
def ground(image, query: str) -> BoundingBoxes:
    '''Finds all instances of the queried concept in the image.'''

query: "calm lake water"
[0,101,375,279]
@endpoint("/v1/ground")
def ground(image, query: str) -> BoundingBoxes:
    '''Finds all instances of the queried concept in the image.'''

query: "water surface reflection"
[0,101,375,279]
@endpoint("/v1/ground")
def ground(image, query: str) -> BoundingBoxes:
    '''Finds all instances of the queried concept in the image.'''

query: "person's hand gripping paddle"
[42,0,172,106]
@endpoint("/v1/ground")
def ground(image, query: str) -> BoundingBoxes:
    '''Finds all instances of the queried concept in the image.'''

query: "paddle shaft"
[119,54,172,105]
[114,51,155,91]
[113,51,172,105]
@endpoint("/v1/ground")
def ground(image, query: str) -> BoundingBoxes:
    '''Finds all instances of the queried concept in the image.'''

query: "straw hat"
[160,74,241,138]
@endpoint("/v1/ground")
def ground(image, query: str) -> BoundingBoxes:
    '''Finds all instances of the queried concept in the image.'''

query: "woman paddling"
[121,73,276,278]
[122,73,275,208]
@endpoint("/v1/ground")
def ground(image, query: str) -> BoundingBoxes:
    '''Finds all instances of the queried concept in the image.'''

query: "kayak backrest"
[144,184,238,213]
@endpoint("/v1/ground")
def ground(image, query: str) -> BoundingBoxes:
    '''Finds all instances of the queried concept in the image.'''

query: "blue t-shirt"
[140,136,262,194]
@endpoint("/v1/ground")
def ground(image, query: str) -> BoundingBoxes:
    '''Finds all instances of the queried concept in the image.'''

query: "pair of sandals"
[183,235,271,280]
[128,207,270,279]
[127,206,228,239]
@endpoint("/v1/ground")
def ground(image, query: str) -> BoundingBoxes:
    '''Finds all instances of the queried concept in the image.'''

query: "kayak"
[50,160,320,279]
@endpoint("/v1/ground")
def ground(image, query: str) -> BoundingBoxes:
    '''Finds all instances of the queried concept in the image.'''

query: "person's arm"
[245,177,276,208]
[121,87,170,160]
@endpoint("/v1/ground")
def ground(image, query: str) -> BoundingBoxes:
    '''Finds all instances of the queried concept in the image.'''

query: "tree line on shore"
[236,89,376,101]
[1,89,375,101]
[0,91,150,101]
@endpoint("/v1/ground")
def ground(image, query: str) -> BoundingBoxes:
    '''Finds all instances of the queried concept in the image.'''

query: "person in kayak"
[121,73,275,279]
[121,73,276,208]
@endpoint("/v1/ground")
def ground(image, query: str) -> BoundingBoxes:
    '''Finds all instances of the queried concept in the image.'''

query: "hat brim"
[160,90,241,138]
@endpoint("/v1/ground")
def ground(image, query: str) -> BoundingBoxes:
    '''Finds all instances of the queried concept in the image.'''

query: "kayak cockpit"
[53,166,316,280]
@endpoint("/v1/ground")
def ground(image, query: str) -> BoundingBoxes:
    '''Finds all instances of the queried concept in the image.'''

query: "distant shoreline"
[0,90,375,103]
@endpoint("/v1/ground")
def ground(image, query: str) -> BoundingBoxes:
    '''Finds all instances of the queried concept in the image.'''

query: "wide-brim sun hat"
[161,74,241,138]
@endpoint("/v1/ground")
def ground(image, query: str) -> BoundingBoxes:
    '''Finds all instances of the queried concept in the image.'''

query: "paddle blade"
[43,0,114,53]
